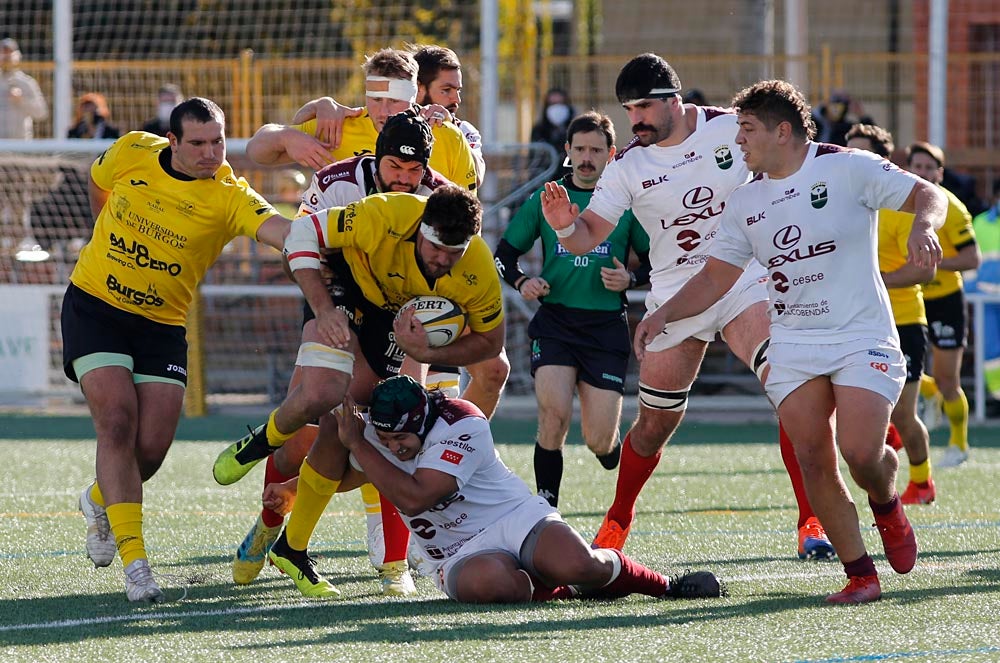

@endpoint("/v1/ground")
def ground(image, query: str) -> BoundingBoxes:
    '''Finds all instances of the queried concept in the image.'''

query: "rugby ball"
[397,295,467,347]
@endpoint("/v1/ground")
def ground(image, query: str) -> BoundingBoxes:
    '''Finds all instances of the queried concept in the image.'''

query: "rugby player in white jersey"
[539,53,827,561]
[636,79,945,603]
[331,375,724,603]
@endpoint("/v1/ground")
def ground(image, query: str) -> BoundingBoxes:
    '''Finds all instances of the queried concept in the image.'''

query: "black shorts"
[924,290,967,349]
[61,283,188,384]
[528,303,630,394]
[896,323,928,383]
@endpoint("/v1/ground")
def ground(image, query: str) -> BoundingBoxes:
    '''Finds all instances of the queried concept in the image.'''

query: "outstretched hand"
[540,182,580,233]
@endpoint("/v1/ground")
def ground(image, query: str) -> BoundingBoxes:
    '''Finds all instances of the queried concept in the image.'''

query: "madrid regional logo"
[714,145,733,170]
[810,182,828,209]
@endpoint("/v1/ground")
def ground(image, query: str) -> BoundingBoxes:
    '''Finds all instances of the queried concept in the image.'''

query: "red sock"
[606,433,661,527]
[885,423,903,451]
[595,549,668,599]
[380,493,410,564]
[779,421,814,529]
[261,455,295,528]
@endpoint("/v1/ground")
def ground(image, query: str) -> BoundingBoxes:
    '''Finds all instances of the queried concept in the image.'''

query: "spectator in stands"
[531,88,575,169]
[905,141,981,469]
[141,84,184,137]
[0,38,51,255]
[0,38,48,139]
[68,92,120,139]
[812,89,873,146]
[682,89,708,106]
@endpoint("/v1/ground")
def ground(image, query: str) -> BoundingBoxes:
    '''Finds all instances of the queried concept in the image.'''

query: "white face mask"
[545,103,571,126]
[157,102,174,123]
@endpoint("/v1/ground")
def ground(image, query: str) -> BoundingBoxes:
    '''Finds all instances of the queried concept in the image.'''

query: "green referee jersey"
[502,176,649,311]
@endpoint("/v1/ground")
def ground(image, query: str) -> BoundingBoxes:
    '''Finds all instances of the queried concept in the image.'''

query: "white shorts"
[765,338,906,408]
[644,264,768,354]
[425,495,561,600]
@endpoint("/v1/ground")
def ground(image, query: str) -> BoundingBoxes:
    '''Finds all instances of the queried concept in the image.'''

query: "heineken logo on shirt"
[810,182,828,209]
[714,146,734,170]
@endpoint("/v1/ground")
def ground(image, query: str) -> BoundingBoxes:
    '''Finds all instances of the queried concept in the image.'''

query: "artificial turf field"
[1,415,998,662]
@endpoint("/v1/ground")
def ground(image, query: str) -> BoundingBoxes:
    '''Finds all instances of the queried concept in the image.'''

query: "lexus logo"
[773,225,802,250]
[682,186,714,210]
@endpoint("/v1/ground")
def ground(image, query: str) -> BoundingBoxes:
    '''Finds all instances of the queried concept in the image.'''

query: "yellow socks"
[919,374,938,399]
[265,408,295,448]
[106,502,146,567]
[360,482,382,519]
[909,458,932,484]
[942,390,970,451]
[285,458,340,550]
[90,482,105,508]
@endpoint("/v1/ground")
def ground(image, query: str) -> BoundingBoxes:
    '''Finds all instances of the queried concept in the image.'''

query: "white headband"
[420,222,471,250]
[366,76,418,103]
[621,87,681,105]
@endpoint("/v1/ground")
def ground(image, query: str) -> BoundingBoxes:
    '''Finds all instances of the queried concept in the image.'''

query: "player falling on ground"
[330,375,725,604]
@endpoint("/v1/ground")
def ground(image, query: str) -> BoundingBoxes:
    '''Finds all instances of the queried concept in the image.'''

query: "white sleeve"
[284,211,329,271]
[850,150,920,213]
[708,189,756,269]
[583,159,632,227]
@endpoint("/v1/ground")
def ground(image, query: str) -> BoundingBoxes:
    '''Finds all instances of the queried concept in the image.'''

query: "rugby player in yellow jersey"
[847,125,938,504]
[63,97,289,603]
[214,186,504,597]
[905,142,981,470]
[246,48,477,192]
[247,47,509,420]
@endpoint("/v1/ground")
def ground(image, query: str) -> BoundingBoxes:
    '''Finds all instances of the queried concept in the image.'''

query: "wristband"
[628,271,637,288]
[554,224,576,238]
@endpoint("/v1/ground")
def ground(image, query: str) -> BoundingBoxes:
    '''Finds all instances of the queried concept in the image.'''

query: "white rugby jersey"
[586,106,750,299]
[455,117,486,182]
[296,155,450,216]
[358,398,536,564]
[710,143,920,345]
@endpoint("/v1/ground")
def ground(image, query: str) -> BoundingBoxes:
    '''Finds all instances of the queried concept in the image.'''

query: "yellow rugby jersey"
[71,131,278,326]
[923,185,976,300]
[878,208,926,326]
[312,192,503,332]
[293,112,477,192]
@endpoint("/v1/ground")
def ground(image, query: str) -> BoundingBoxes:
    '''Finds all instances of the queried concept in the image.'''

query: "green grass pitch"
[2,420,999,662]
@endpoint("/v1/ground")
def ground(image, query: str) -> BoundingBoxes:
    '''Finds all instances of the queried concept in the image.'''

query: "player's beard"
[376,170,419,194]
[633,113,674,146]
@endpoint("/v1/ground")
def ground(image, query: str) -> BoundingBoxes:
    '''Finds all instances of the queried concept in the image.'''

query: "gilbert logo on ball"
[398,295,468,347]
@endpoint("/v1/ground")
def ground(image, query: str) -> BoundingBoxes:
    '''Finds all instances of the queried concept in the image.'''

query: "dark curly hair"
[731,80,816,140]
[421,186,481,246]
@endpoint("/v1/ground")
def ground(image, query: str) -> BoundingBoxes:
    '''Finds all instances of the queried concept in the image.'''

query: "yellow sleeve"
[222,171,280,239]
[429,123,478,193]
[90,133,134,191]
